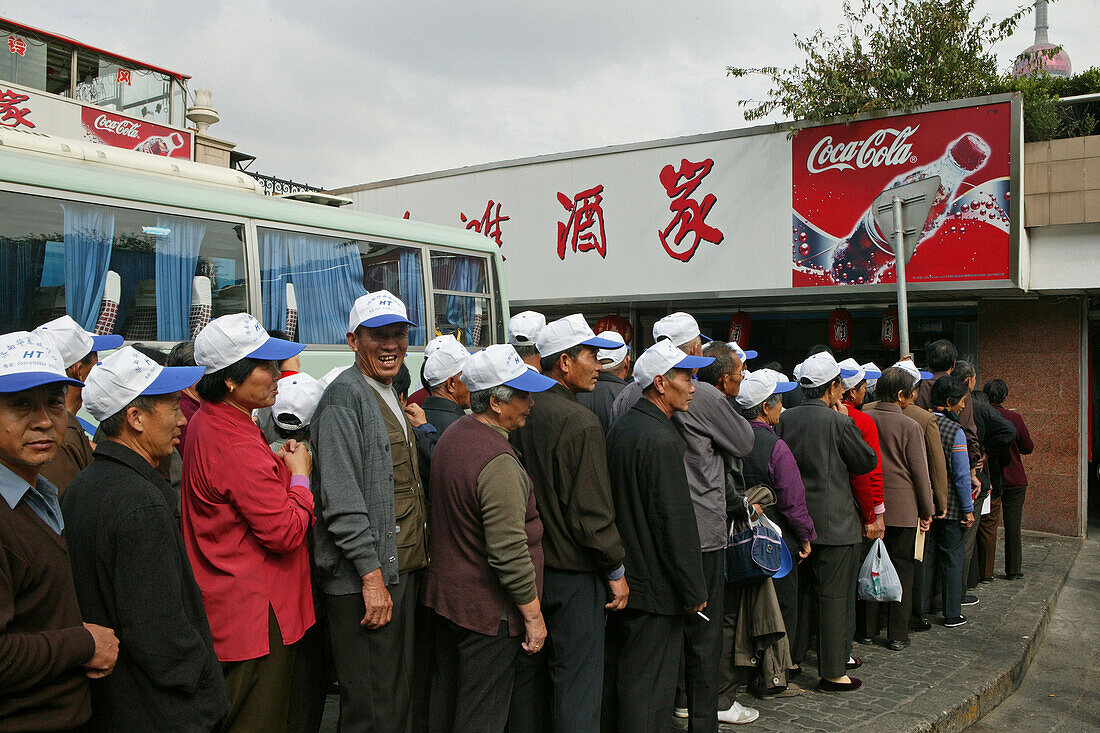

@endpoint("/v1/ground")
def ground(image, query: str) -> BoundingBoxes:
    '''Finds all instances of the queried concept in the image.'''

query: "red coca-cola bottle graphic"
[829,133,991,284]
[136,132,184,156]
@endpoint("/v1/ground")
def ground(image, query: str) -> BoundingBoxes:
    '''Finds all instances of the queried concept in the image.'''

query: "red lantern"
[728,312,752,348]
[881,305,899,349]
[593,314,633,344]
[828,308,852,352]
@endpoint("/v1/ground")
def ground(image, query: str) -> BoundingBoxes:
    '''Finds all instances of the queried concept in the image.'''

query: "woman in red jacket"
[182,314,315,732]
[984,379,1034,580]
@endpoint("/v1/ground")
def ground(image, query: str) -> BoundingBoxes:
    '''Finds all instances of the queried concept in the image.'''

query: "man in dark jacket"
[577,331,630,433]
[62,346,229,732]
[776,352,877,692]
[508,315,627,733]
[605,339,711,733]
[421,334,471,437]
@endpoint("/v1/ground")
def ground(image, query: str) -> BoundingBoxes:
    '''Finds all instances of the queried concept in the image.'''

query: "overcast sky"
[14,1,1099,187]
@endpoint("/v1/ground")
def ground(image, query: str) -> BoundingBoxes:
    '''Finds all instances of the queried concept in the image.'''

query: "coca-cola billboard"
[80,107,191,159]
[792,102,1011,287]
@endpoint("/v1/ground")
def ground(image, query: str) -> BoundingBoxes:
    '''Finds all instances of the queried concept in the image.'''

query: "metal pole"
[892,195,910,358]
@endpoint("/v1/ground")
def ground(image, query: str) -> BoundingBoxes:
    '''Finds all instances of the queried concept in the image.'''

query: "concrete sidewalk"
[711,532,1081,732]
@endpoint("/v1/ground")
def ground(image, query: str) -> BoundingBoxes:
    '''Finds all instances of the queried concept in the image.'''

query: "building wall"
[978,296,1083,536]
[1024,135,1100,227]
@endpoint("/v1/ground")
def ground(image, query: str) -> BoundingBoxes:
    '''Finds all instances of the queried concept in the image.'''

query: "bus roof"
[0,135,500,256]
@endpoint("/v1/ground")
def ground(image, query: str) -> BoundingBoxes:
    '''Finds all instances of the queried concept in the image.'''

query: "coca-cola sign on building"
[792,102,1011,287]
[81,107,190,159]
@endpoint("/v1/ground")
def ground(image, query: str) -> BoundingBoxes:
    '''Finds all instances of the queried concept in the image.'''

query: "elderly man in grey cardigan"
[311,290,431,733]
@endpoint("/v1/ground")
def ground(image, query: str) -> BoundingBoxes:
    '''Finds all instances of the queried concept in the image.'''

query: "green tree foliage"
[728,0,1098,141]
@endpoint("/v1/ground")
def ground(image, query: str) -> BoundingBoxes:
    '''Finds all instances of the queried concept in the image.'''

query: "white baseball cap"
[348,289,416,333]
[595,331,629,367]
[861,362,882,389]
[653,312,712,347]
[728,341,758,362]
[194,313,304,374]
[735,368,798,408]
[272,373,326,431]
[796,352,858,388]
[891,360,934,385]
[423,335,470,387]
[838,358,882,391]
[633,339,714,389]
[462,344,558,393]
[0,331,84,393]
[424,334,451,358]
[536,314,621,357]
[33,315,123,368]
[507,311,547,347]
[82,346,204,421]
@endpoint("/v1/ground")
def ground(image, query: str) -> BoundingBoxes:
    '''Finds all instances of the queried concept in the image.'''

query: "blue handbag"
[724,498,784,585]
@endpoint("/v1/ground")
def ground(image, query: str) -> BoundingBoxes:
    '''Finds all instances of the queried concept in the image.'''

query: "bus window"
[258,228,427,346]
[430,251,492,348]
[0,189,245,340]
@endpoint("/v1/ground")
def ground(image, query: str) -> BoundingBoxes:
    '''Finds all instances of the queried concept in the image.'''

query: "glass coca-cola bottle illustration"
[136,131,185,157]
[829,133,991,284]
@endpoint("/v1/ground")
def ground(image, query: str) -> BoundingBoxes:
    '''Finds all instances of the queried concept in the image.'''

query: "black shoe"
[979,577,994,584]
[846,656,863,670]
[817,677,862,692]
[788,665,803,679]
[961,594,979,606]
[909,618,932,632]
[886,639,910,651]
[1007,573,1024,580]
[855,636,875,645]
[944,615,968,628]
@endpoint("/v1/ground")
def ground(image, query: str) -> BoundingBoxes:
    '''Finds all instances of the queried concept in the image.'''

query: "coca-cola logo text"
[806,125,918,174]
[93,114,142,138]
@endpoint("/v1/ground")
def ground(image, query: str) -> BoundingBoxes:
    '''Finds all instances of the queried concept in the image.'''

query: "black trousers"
[430,616,520,733]
[682,550,724,733]
[797,543,857,680]
[978,495,1002,579]
[509,568,605,733]
[861,526,917,642]
[716,581,742,710]
[323,570,422,733]
[922,519,966,619]
[605,610,683,733]
[1001,486,1028,576]
[286,609,334,733]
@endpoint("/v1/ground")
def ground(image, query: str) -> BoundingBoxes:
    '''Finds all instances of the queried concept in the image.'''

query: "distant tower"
[1013,0,1072,78]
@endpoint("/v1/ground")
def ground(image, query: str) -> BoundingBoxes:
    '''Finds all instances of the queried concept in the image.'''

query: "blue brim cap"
[773,380,798,394]
[144,365,205,395]
[863,368,883,380]
[919,369,934,380]
[504,368,558,393]
[700,333,713,342]
[90,334,123,352]
[772,537,794,580]
[359,314,417,329]
[248,336,305,362]
[839,367,859,378]
[581,335,625,349]
[674,355,714,370]
[0,372,83,393]
[743,349,758,360]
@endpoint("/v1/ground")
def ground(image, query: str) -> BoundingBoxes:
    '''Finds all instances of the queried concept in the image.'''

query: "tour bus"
[0,130,509,380]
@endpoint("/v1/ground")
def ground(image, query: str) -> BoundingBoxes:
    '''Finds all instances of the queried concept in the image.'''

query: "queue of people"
[0,291,1034,732]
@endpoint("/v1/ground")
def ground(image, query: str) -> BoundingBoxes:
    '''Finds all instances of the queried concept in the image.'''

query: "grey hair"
[469,384,519,414]
[734,392,782,421]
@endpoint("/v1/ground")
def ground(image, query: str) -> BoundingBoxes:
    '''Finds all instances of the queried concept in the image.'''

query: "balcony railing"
[246,172,324,197]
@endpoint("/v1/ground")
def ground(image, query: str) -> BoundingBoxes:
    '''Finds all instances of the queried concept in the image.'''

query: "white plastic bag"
[857,538,903,602]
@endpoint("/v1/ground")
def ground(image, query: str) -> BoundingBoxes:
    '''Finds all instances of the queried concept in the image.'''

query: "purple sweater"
[747,420,817,542]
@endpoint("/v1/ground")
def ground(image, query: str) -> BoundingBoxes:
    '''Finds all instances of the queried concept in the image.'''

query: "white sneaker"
[673,707,689,719]
[717,701,760,724]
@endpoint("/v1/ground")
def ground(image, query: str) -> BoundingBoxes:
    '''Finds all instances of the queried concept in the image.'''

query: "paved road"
[967,532,1100,732]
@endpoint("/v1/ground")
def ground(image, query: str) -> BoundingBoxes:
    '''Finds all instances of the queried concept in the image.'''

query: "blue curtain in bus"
[260,230,288,332]
[398,249,425,345]
[0,240,45,330]
[286,235,368,344]
[445,257,485,345]
[109,250,156,336]
[155,216,205,341]
[61,203,114,331]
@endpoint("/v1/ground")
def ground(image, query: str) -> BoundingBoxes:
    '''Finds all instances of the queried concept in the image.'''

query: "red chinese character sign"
[881,305,899,349]
[557,185,607,260]
[828,308,852,352]
[117,68,132,86]
[7,36,26,57]
[792,102,1011,287]
[593,315,633,344]
[658,158,724,262]
[728,312,752,348]
[0,88,34,129]
[460,200,509,251]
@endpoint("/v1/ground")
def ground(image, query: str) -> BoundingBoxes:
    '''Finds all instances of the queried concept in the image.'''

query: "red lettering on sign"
[0,89,34,129]
[117,68,132,85]
[7,36,26,57]
[557,185,607,261]
[460,200,509,254]
[658,158,723,262]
